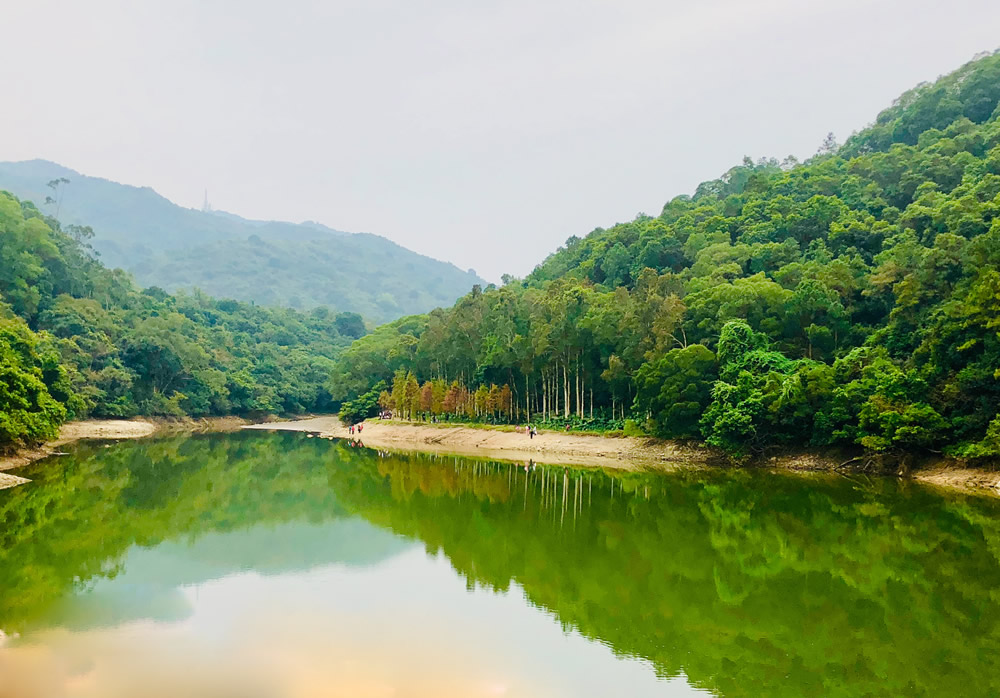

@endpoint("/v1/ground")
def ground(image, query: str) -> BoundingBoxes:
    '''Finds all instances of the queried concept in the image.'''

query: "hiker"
[530,426,534,439]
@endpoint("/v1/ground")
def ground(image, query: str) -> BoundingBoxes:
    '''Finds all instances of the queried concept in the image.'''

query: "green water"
[1,432,999,697]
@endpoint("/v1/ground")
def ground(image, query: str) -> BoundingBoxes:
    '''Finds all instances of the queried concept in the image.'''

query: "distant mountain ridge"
[0,160,484,323]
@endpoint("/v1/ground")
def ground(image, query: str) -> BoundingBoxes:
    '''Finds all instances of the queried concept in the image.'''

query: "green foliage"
[634,344,716,438]
[0,191,366,448]
[621,418,644,437]
[0,316,67,449]
[329,51,1000,461]
[339,380,387,425]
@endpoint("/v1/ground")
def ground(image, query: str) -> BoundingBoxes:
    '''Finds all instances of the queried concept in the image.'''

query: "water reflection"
[1,432,999,697]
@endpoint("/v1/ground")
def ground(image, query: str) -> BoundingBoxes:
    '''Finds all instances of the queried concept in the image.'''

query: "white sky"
[3,0,999,282]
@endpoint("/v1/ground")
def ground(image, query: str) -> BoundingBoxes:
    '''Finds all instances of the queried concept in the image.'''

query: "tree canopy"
[329,50,1000,462]
[0,191,365,450]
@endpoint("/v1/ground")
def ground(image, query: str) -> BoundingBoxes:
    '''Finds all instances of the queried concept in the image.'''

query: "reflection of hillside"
[0,433,403,631]
[332,454,1000,698]
[3,433,1000,697]
[38,520,413,631]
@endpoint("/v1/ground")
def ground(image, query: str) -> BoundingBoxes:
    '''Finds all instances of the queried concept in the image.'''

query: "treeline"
[339,372,521,426]
[330,51,1000,461]
[0,191,366,450]
[387,371,515,421]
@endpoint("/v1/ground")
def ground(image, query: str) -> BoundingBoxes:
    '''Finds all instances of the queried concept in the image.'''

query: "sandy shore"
[4,415,995,496]
[245,416,717,470]
[0,420,158,478]
[913,466,1000,492]
[245,416,1000,495]
[54,419,158,444]
[0,416,250,484]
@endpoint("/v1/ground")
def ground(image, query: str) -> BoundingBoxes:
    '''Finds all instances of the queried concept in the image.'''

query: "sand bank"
[0,416,250,480]
[913,465,1000,492]
[245,416,1000,496]
[245,416,717,470]
[0,420,157,476]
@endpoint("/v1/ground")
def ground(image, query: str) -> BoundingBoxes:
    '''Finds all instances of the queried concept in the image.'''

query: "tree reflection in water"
[2,431,999,697]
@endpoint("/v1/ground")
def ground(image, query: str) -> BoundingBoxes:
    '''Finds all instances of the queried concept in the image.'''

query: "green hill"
[0,160,484,323]
[328,50,1000,463]
[0,190,366,450]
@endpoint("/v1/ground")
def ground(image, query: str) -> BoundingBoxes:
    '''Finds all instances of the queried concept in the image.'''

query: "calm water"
[1,433,999,697]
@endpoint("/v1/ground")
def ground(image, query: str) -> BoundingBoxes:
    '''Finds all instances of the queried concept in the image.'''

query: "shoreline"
[3,415,996,496]
[0,416,251,487]
[244,416,718,471]
[244,416,1000,496]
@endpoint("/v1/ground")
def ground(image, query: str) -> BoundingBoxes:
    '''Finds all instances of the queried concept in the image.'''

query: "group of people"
[515,425,539,439]
[348,423,365,436]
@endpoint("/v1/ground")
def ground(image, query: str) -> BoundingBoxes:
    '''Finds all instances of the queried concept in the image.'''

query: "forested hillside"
[0,191,365,450]
[330,51,1000,461]
[0,160,484,322]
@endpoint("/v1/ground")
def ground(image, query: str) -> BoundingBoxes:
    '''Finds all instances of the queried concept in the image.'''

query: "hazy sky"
[3,1,999,281]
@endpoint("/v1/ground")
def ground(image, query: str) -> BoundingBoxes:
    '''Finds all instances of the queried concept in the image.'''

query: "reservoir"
[1,431,999,697]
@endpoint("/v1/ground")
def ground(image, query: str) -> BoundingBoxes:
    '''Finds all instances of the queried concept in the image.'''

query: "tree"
[45,177,70,220]
[817,132,839,156]
[634,344,717,438]
[0,318,68,448]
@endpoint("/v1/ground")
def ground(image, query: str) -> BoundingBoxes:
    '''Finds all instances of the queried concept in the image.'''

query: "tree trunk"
[563,360,569,419]
[525,374,530,423]
[551,368,556,419]
[543,370,548,421]
[576,356,582,417]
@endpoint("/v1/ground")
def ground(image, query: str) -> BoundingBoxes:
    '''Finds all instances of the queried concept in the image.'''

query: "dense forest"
[0,160,484,322]
[0,192,366,450]
[330,51,1000,461]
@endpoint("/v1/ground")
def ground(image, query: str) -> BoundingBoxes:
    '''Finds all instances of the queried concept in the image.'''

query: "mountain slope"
[328,49,1000,462]
[0,160,484,322]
